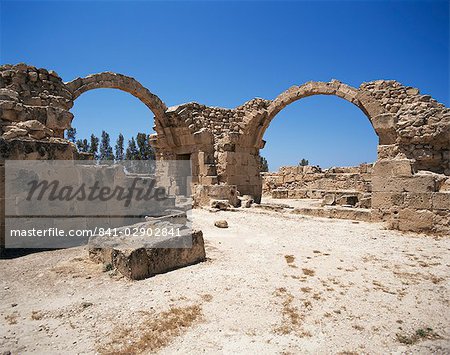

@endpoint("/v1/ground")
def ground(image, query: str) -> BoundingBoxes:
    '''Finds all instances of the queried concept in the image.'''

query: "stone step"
[291,206,371,222]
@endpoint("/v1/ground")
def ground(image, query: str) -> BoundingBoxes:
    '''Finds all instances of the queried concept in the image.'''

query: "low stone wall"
[371,159,450,234]
[262,164,373,196]
[262,161,449,234]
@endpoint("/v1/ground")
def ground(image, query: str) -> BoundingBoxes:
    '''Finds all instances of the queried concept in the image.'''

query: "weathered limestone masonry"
[262,164,373,208]
[0,63,449,235]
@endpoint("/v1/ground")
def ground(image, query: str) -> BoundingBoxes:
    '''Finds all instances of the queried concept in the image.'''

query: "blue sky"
[1,0,448,170]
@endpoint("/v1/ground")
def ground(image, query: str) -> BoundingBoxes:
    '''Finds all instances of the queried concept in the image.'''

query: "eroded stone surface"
[88,223,205,280]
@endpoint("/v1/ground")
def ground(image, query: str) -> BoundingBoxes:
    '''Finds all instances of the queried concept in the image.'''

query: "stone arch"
[65,72,168,128]
[245,81,396,148]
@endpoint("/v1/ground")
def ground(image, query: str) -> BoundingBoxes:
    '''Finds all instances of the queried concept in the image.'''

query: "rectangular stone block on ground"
[88,221,205,280]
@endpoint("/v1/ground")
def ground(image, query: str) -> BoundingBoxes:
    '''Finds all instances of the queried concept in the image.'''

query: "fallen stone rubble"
[88,212,206,280]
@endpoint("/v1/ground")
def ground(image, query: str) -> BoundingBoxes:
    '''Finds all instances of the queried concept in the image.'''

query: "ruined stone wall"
[0,64,73,140]
[371,159,449,234]
[2,64,448,186]
[360,81,450,175]
[164,99,270,138]
[1,63,449,235]
[262,164,373,196]
[0,138,79,255]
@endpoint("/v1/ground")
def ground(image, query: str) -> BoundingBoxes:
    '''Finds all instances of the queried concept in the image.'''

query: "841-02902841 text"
[9,227,183,238]
[96,227,183,237]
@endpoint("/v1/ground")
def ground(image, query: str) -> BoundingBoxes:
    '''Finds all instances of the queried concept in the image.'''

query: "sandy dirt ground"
[0,202,449,354]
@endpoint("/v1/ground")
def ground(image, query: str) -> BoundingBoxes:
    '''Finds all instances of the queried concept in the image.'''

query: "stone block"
[307,190,325,199]
[372,175,437,193]
[432,210,450,234]
[2,109,19,122]
[193,129,213,145]
[404,192,433,210]
[272,189,288,199]
[432,192,450,211]
[199,164,216,176]
[46,107,73,130]
[371,192,405,209]
[200,176,218,185]
[275,176,284,185]
[193,184,239,207]
[398,208,435,232]
[373,159,414,178]
[287,189,308,199]
[214,220,228,228]
[234,175,252,186]
[291,206,371,222]
[238,195,254,208]
[89,228,206,280]
[291,190,308,198]
[303,166,321,174]
[371,113,397,144]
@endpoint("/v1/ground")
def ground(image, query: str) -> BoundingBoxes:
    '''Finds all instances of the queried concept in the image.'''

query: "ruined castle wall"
[0,64,74,140]
[262,164,373,197]
[360,81,450,175]
[1,63,448,235]
[164,100,267,138]
[371,159,449,234]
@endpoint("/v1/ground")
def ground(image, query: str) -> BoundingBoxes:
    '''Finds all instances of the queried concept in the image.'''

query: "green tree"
[259,156,269,172]
[299,158,309,166]
[115,133,125,161]
[66,127,77,143]
[125,137,138,160]
[76,138,90,153]
[136,132,155,160]
[89,134,99,160]
[99,131,114,161]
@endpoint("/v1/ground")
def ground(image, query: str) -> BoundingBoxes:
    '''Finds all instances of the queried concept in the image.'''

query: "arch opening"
[260,95,378,172]
[248,81,385,149]
[254,90,379,209]
[68,88,157,161]
[66,72,168,129]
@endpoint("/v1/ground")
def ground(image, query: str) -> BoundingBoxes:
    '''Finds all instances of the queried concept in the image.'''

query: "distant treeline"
[66,127,302,173]
[65,128,155,161]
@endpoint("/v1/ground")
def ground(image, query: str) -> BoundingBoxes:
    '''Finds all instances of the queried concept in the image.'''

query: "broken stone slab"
[88,221,206,280]
[239,195,254,208]
[145,209,188,225]
[210,199,231,210]
[336,194,359,206]
[193,184,239,207]
[242,198,253,208]
[253,203,293,212]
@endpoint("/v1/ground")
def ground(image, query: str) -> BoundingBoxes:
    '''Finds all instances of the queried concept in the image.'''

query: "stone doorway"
[176,153,192,196]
